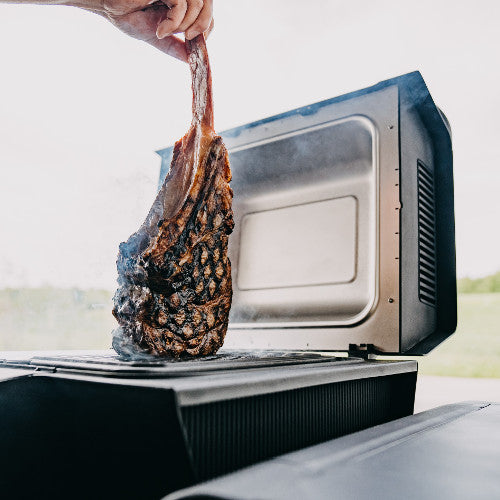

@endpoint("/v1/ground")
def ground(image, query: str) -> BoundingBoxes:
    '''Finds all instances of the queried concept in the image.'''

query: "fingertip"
[185,15,212,41]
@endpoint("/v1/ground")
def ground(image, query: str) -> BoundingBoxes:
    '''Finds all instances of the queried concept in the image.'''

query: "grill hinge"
[348,344,376,360]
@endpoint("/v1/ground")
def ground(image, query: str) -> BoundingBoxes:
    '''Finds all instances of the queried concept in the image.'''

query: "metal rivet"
[388,298,394,303]
[388,125,394,130]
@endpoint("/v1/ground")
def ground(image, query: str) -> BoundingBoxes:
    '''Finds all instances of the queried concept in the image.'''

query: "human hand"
[81,0,214,61]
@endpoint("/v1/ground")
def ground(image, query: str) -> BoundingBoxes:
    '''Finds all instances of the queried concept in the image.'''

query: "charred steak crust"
[113,137,233,358]
[112,35,233,358]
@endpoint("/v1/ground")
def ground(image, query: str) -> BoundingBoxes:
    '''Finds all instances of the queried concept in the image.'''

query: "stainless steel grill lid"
[157,71,456,355]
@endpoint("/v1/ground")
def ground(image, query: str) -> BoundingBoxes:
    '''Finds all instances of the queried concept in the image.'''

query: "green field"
[0,288,499,378]
[417,293,500,378]
[0,288,114,350]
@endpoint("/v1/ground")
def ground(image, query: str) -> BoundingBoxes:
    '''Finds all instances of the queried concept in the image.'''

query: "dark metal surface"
[0,356,417,500]
[0,351,415,407]
[1,349,346,377]
[0,376,194,500]
[166,401,500,500]
[181,372,416,482]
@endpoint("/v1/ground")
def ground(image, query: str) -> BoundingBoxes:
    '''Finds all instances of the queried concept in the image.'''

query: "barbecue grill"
[0,71,455,500]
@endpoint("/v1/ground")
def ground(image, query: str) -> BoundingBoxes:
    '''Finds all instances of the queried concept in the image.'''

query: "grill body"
[0,352,416,499]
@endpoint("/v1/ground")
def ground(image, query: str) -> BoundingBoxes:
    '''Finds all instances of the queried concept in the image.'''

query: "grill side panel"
[399,94,439,352]
[181,372,416,481]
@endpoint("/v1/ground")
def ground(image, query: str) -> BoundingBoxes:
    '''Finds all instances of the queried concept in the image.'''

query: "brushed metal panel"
[228,116,376,326]
[224,85,401,352]
[237,197,357,291]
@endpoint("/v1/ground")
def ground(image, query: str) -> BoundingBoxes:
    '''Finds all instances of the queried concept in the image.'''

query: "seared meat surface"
[112,35,233,358]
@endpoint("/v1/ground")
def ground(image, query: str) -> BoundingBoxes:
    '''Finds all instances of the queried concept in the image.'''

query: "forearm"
[0,0,102,13]
[1,0,213,61]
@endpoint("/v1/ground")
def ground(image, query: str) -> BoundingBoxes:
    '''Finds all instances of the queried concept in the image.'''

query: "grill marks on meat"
[112,35,233,358]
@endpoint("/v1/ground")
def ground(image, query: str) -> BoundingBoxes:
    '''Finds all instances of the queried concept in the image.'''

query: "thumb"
[149,34,188,62]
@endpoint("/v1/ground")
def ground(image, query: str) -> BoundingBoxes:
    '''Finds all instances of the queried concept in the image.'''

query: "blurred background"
[0,1,499,403]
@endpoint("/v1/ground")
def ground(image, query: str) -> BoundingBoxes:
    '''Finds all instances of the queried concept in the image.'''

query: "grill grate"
[417,160,437,306]
[2,350,345,378]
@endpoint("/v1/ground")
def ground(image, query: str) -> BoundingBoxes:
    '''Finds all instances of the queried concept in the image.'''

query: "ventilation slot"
[417,160,437,306]
[181,374,417,482]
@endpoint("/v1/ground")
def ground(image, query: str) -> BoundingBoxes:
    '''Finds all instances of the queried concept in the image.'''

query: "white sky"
[0,0,499,289]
